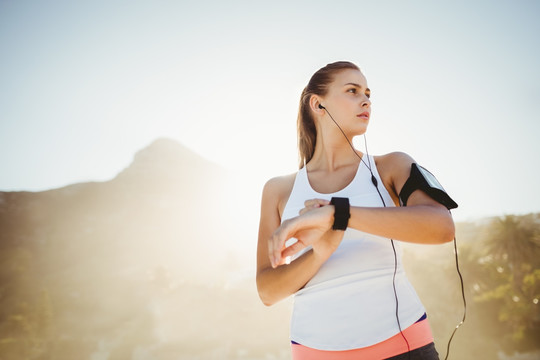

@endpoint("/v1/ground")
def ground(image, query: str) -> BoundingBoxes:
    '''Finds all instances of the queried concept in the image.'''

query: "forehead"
[331,68,368,87]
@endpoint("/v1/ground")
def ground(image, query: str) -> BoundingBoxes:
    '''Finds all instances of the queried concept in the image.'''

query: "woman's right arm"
[256,177,341,306]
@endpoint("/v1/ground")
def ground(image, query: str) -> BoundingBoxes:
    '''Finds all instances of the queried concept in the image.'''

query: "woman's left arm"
[347,152,455,244]
[268,153,455,265]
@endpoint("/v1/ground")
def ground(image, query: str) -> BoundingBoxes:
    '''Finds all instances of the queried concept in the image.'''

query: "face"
[319,69,371,136]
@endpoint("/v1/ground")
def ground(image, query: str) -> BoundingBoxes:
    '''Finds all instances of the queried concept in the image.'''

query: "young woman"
[256,61,455,359]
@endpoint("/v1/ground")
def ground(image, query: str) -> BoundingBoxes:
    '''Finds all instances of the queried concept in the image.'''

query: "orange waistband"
[291,319,434,360]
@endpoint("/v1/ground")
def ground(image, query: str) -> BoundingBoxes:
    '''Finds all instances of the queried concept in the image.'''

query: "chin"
[355,125,369,135]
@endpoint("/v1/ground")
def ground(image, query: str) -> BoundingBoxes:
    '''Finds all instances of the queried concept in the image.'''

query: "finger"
[268,226,282,268]
[303,199,320,208]
[267,233,275,267]
[279,218,302,257]
[281,240,307,258]
[276,254,289,267]
[304,199,330,208]
[271,233,284,268]
[300,199,330,215]
[269,220,292,268]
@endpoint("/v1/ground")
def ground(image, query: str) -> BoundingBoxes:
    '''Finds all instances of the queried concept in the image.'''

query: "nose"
[361,96,371,108]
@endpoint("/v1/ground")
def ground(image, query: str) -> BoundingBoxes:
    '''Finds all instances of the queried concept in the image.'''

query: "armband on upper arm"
[398,163,458,210]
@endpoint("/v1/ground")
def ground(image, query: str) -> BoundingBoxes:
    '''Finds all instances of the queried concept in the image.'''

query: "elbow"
[257,287,277,307]
[259,295,275,307]
[256,275,278,307]
[436,213,455,244]
[418,206,455,244]
[438,226,455,244]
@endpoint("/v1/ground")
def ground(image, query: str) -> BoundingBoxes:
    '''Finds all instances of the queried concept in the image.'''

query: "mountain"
[0,138,290,360]
[0,138,235,279]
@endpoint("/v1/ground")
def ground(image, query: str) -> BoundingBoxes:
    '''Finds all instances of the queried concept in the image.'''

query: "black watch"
[330,197,350,231]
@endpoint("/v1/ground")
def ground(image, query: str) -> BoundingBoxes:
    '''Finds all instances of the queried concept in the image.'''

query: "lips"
[357,112,370,120]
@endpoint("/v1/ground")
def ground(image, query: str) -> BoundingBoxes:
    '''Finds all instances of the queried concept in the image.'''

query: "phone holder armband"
[399,163,458,210]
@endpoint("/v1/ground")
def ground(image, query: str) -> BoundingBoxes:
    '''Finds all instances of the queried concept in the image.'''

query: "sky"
[1,0,539,222]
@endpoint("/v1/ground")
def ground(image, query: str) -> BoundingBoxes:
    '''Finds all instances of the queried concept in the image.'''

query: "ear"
[309,95,325,115]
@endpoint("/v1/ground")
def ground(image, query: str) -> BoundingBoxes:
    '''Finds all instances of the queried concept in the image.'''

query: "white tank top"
[281,155,426,351]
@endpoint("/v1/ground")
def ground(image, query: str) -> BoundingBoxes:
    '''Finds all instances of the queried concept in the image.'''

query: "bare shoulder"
[374,152,416,202]
[262,172,297,216]
[375,152,415,173]
[263,172,297,196]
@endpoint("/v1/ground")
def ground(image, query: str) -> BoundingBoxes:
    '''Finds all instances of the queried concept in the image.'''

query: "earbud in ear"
[318,104,325,109]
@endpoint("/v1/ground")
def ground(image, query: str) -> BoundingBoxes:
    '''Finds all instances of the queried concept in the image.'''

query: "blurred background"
[1,0,539,359]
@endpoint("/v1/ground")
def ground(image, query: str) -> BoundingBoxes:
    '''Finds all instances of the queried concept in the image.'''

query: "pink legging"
[291,319,434,360]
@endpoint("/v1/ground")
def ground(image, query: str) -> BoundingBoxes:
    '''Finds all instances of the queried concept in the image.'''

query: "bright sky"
[1,0,539,222]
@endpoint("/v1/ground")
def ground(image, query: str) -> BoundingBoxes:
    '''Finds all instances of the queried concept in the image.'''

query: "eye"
[347,88,357,94]
[365,89,371,99]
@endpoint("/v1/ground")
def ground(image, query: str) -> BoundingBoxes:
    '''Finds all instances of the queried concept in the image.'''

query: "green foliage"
[470,214,540,353]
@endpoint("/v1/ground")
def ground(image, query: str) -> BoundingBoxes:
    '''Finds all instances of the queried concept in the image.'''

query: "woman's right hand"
[257,177,343,306]
[268,200,344,268]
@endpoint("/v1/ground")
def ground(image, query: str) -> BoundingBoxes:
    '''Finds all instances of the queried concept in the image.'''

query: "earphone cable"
[444,234,467,360]
[323,108,411,359]
[323,106,465,359]
[325,110,372,172]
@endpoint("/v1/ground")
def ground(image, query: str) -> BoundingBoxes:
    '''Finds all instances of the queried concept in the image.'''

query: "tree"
[474,214,540,353]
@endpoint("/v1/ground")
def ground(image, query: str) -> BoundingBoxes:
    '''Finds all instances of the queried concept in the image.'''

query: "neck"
[309,129,364,172]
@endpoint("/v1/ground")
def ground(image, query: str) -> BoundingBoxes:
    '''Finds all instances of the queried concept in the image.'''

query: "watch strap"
[330,197,350,231]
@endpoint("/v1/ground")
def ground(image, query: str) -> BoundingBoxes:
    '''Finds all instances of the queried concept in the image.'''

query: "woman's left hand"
[268,199,344,268]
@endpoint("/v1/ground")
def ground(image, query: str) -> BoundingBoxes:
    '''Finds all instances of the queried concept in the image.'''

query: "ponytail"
[296,61,360,168]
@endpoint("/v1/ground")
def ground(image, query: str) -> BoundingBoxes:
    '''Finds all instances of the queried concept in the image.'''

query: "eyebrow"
[344,82,370,91]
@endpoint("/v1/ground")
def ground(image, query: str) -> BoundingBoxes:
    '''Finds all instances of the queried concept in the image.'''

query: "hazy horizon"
[2,1,540,220]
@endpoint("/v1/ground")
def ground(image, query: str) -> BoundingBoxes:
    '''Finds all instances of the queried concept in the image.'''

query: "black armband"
[399,163,458,210]
[330,197,350,231]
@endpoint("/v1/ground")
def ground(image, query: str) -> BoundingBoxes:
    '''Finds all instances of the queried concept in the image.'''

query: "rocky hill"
[0,138,290,360]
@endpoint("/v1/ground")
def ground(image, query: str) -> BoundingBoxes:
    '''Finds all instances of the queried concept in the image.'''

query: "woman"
[256,61,455,359]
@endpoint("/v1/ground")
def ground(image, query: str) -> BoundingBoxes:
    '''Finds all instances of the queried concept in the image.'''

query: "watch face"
[417,165,445,190]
